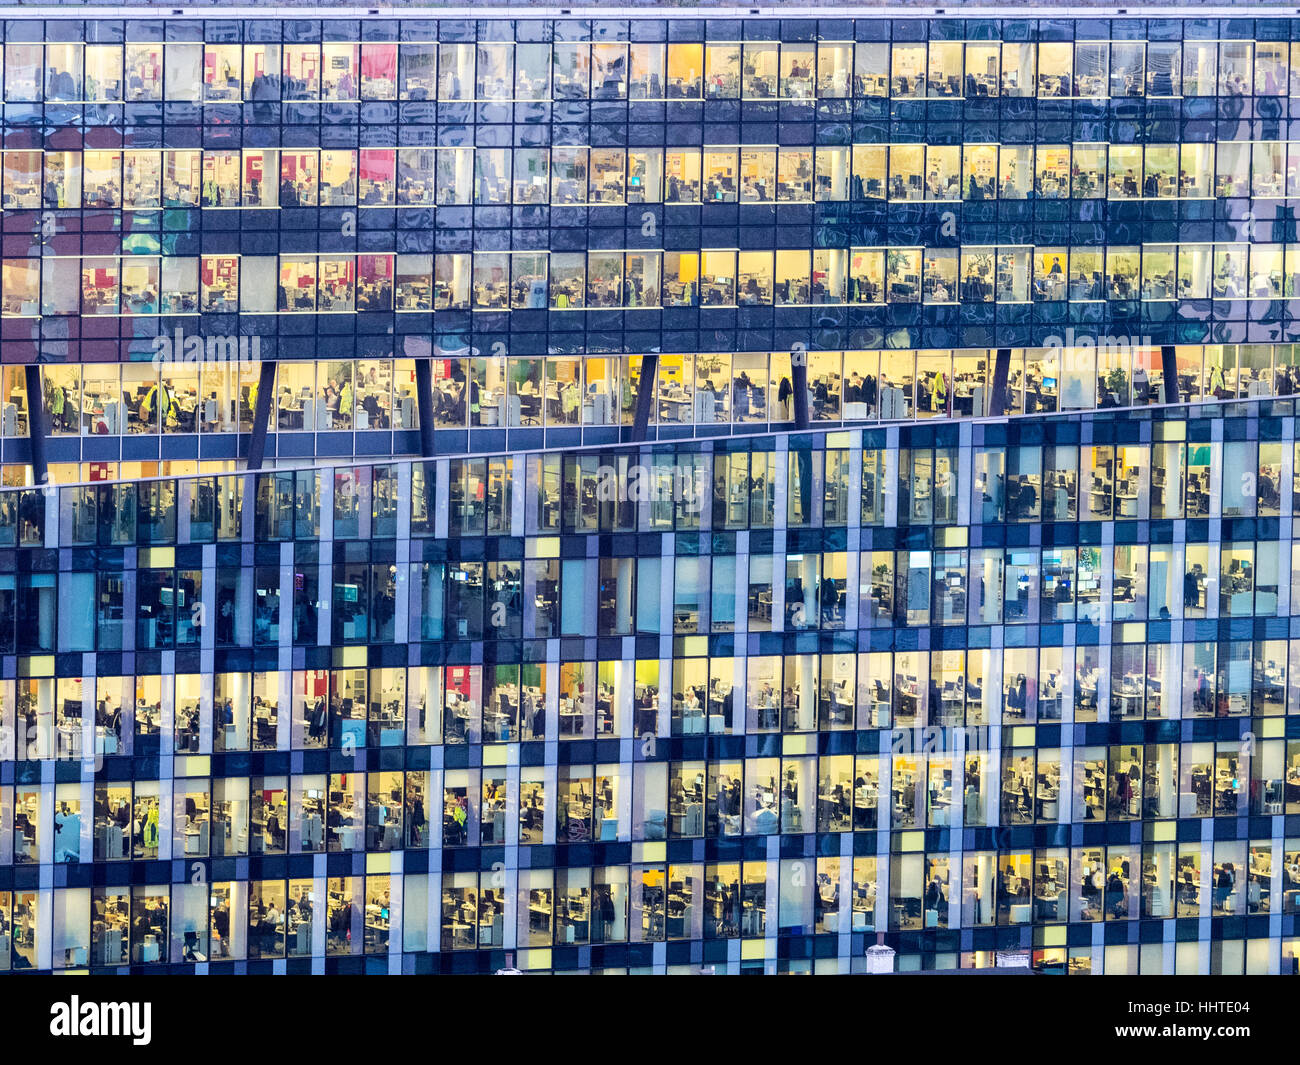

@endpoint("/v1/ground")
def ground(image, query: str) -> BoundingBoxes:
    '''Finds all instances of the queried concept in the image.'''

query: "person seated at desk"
[265,808,285,851]
[998,864,1028,914]
[289,887,313,924]
[329,898,354,947]
[595,688,614,735]
[180,928,207,963]
[634,687,657,736]
[826,781,850,824]
[360,390,388,429]
[681,687,701,719]
[259,900,283,951]
[924,877,945,916]
[1259,470,1280,510]
[97,694,122,744]
[1105,868,1129,918]
[326,803,351,834]
[814,875,841,925]
[445,794,469,846]
[1282,861,1300,904]
[1012,478,1038,520]
[718,777,743,820]
[749,784,776,817]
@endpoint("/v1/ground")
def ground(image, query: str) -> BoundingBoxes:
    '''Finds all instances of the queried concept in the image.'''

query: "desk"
[1115,492,1140,518]
[364,917,390,946]
[184,819,209,855]
[1034,890,1064,920]
[1036,793,1059,821]
[558,705,586,736]
[528,900,553,936]
[559,915,589,944]
[658,393,692,423]
[1113,689,1143,719]
[854,787,879,829]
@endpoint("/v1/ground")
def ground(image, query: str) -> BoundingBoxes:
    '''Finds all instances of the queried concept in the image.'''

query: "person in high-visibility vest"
[140,383,160,426]
[140,383,175,428]
[339,380,354,424]
[47,381,65,431]
[932,371,947,412]
[1208,363,1225,398]
[144,802,159,848]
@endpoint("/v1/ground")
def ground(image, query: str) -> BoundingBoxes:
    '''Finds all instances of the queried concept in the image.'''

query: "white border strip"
[3,6,1300,19]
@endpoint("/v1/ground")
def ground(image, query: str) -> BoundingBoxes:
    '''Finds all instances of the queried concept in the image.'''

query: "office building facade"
[2,6,1300,973]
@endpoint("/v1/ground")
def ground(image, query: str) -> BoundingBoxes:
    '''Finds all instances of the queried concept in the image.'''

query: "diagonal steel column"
[988,348,1012,417]
[245,359,278,472]
[413,359,439,530]
[414,357,436,457]
[1161,345,1181,404]
[795,446,812,525]
[24,365,48,487]
[631,353,659,442]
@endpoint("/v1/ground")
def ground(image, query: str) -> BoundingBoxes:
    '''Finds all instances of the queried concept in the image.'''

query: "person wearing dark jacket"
[1106,871,1128,917]
[777,375,794,420]
[1214,864,1235,910]
[212,902,231,956]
